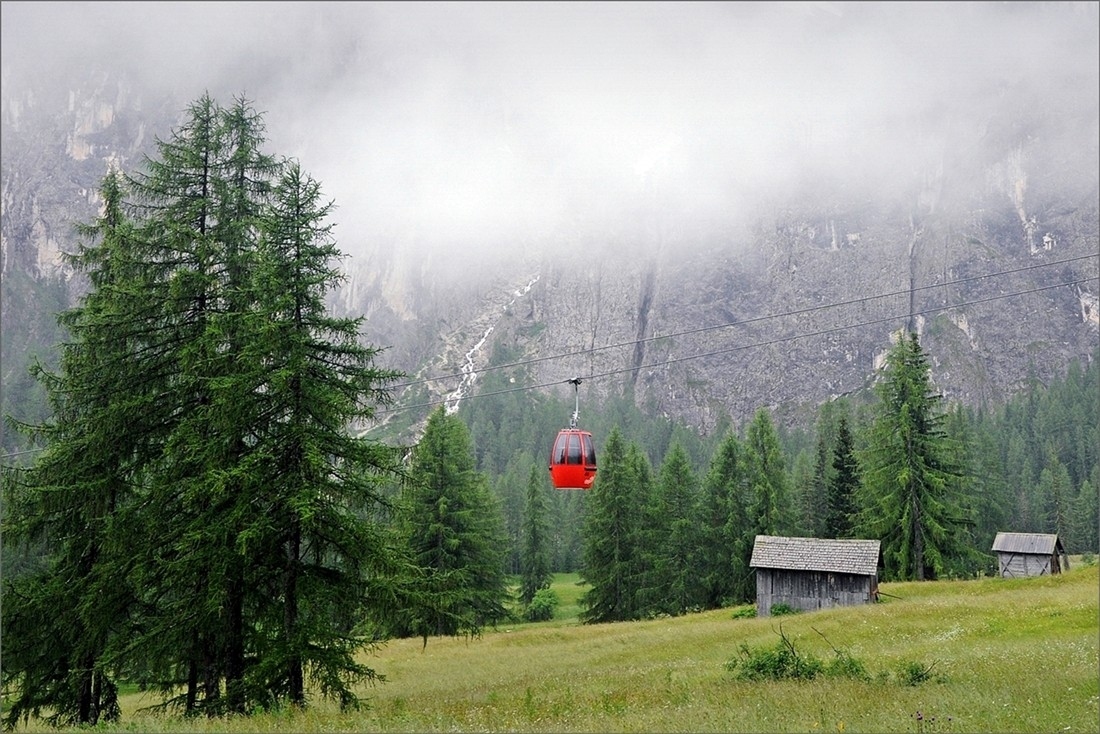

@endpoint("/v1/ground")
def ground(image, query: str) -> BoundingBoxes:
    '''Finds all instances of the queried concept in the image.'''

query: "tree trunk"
[285,519,304,706]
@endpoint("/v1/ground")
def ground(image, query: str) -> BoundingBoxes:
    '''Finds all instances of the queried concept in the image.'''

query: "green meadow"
[9,565,1099,733]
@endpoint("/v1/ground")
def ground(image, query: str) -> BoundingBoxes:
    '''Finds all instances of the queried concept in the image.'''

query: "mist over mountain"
[2,1,1097,445]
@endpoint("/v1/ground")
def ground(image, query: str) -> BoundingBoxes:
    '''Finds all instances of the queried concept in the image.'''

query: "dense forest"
[1,93,1096,728]
[458,337,1099,580]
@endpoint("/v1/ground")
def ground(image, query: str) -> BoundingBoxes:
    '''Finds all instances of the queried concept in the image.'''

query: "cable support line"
[2,274,1094,460]
[385,254,1097,392]
[374,276,1094,416]
[0,447,48,459]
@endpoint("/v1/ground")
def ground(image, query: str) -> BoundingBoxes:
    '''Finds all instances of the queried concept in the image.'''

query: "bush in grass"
[725,635,824,681]
[727,641,824,681]
[524,588,559,622]
[770,603,800,616]
[896,659,938,686]
[725,628,873,683]
[823,650,872,682]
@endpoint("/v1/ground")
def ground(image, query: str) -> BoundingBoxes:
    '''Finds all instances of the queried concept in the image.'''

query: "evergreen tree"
[520,464,553,605]
[956,406,1011,554]
[801,433,831,538]
[1,171,138,727]
[855,332,969,581]
[3,94,408,723]
[579,427,644,623]
[744,408,793,538]
[398,407,509,644]
[644,443,702,615]
[697,431,749,607]
[1038,445,1073,545]
[1069,467,1099,554]
[825,415,860,538]
[243,159,408,708]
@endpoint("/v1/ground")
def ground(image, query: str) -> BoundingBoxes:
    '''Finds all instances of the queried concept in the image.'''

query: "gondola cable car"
[548,378,597,490]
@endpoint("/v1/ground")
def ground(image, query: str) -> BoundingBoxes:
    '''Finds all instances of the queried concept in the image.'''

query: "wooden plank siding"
[750,536,882,617]
[754,568,876,617]
[992,532,1068,577]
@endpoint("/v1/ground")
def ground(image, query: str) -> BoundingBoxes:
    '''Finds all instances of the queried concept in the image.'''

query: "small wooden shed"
[750,535,882,617]
[991,532,1069,577]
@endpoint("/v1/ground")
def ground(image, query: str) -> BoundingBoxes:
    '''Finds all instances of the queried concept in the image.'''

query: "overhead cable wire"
[385,254,1097,392]
[2,265,1095,459]
[374,275,1096,416]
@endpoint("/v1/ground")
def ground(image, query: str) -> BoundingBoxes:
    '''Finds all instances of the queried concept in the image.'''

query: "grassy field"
[9,565,1099,733]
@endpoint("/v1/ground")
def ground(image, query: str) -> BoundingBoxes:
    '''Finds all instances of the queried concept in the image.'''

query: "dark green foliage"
[520,465,553,605]
[824,650,871,682]
[697,431,752,607]
[770,603,801,616]
[397,407,510,644]
[745,408,794,537]
[826,415,861,538]
[579,427,647,623]
[725,631,823,682]
[637,443,702,616]
[726,630,872,683]
[855,333,972,581]
[524,588,559,622]
[2,94,407,724]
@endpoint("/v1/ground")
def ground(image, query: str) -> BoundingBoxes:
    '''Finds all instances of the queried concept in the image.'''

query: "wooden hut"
[991,532,1069,577]
[749,535,882,617]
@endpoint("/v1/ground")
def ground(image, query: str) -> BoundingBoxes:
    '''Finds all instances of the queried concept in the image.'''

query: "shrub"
[726,628,873,683]
[823,650,872,682]
[524,588,559,622]
[770,603,800,616]
[896,659,938,686]
[725,628,824,681]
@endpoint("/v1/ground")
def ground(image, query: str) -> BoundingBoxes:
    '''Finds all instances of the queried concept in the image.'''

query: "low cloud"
[3,1,1097,264]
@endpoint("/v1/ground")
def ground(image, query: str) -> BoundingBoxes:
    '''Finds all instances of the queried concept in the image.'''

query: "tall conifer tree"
[520,464,553,605]
[855,332,969,581]
[644,443,701,615]
[826,415,860,538]
[744,408,793,538]
[398,408,509,644]
[2,171,139,727]
[3,94,408,723]
[697,431,751,607]
[579,427,644,623]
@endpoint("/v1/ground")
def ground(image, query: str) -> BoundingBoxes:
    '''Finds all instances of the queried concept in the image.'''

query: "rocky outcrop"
[2,67,1096,444]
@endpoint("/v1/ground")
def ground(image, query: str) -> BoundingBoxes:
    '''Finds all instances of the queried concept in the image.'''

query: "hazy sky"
[3,1,1098,263]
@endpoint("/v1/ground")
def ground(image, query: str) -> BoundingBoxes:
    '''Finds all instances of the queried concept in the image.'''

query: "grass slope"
[12,566,1100,733]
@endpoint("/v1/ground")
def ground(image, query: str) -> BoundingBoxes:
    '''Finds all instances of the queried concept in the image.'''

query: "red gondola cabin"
[549,428,597,490]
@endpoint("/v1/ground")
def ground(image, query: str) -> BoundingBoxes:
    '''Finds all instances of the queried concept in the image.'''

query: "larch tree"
[244,159,408,708]
[1,171,140,728]
[2,94,408,724]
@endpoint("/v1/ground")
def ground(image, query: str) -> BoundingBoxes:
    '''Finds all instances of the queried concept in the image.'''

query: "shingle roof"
[991,532,1063,555]
[749,535,881,575]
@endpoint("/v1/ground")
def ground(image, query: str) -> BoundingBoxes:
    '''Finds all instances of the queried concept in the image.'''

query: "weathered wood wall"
[755,568,876,616]
[996,552,1058,577]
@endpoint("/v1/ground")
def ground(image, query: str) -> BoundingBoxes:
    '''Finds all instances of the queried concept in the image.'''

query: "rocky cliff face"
[2,67,1097,446]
